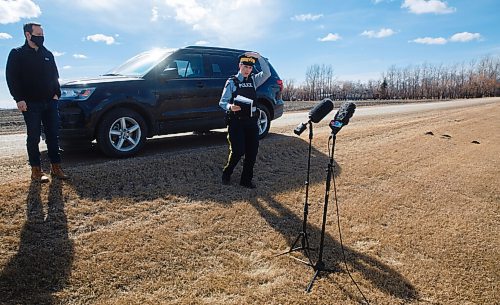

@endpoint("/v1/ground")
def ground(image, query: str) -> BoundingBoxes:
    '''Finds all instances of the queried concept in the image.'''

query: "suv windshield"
[104,48,175,77]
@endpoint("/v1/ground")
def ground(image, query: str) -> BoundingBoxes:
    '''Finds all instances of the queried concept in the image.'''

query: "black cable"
[328,135,371,305]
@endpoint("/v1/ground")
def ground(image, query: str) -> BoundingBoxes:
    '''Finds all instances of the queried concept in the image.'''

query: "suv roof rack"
[184,45,246,53]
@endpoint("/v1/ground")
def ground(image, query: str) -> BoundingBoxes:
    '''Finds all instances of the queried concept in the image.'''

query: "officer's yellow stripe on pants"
[222,117,259,184]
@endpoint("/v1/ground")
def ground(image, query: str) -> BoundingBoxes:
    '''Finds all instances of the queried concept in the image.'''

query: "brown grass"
[0,103,499,304]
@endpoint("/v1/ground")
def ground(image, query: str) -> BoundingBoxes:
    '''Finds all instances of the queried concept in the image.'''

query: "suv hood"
[62,75,143,87]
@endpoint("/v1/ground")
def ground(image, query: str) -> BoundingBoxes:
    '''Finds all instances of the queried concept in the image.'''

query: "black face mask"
[30,35,44,47]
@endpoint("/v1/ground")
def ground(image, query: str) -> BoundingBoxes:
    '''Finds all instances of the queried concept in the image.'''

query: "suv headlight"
[61,87,96,101]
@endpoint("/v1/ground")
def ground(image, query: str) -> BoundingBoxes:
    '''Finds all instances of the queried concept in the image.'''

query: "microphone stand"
[276,120,314,266]
[306,133,338,292]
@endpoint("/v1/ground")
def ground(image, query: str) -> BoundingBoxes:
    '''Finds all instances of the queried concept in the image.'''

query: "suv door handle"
[196,82,204,88]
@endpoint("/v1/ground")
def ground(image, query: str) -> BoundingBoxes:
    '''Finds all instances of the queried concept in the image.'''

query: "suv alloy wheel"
[256,103,271,139]
[96,108,147,157]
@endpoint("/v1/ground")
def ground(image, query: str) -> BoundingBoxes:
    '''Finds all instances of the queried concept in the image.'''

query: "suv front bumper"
[59,128,93,141]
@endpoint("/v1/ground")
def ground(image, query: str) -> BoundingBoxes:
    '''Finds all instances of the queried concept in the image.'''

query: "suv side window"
[208,55,238,78]
[164,54,205,78]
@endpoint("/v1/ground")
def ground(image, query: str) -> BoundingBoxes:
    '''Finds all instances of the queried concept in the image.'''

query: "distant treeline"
[282,55,500,101]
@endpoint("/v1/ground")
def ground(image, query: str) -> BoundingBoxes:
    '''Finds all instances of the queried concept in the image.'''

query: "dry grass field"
[0,101,498,304]
[0,109,25,136]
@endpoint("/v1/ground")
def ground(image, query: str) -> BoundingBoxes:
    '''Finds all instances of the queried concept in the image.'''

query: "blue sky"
[0,0,499,108]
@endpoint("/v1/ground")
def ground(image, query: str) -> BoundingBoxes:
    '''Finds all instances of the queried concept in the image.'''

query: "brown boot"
[51,163,69,180]
[31,166,50,183]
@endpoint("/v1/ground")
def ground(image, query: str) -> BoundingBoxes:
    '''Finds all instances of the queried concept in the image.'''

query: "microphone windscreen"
[309,98,334,123]
[334,102,356,125]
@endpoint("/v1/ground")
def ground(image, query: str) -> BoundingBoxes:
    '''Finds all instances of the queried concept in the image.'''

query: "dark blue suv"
[58,46,284,157]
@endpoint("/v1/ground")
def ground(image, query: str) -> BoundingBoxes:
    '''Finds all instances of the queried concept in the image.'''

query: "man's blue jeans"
[22,100,61,167]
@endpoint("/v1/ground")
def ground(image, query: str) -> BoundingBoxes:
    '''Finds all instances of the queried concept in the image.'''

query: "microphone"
[293,122,307,135]
[293,98,334,136]
[308,98,334,123]
[329,102,356,135]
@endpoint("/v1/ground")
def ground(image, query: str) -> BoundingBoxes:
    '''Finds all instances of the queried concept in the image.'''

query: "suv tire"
[96,108,147,157]
[256,103,271,139]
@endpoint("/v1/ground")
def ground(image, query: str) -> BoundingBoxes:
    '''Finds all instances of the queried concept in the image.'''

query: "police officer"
[219,51,271,189]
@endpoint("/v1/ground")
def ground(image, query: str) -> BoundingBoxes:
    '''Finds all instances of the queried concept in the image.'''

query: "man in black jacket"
[6,22,68,183]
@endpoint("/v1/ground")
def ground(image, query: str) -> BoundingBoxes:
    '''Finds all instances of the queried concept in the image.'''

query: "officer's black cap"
[239,54,257,66]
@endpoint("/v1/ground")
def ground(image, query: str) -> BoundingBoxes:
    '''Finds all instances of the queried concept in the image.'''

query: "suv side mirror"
[161,67,179,80]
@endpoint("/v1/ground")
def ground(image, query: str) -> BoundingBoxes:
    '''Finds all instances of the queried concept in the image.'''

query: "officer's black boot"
[222,157,239,185]
[222,172,231,185]
[239,180,256,189]
[240,159,256,189]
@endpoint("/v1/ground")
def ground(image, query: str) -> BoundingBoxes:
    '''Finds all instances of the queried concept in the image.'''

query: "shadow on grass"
[46,130,229,168]
[250,194,417,303]
[0,180,74,305]
[57,132,417,303]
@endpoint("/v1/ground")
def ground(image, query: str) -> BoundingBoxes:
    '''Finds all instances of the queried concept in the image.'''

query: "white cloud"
[53,51,66,57]
[52,0,278,44]
[165,0,207,24]
[0,33,13,39]
[402,0,456,14]
[63,65,72,69]
[450,32,481,42]
[0,0,41,24]
[53,0,278,44]
[410,32,482,45]
[151,6,159,22]
[411,37,447,45]
[318,33,342,42]
[162,0,279,43]
[73,54,88,59]
[195,40,209,45]
[86,34,115,45]
[57,0,154,32]
[291,13,323,22]
[361,28,396,38]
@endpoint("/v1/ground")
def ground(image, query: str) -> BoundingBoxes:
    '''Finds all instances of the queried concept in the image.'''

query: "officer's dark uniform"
[219,54,271,188]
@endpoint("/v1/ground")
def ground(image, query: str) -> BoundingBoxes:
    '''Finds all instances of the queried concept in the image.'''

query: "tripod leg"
[306,269,320,292]
[302,234,315,266]
[275,231,315,258]
[275,233,302,257]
